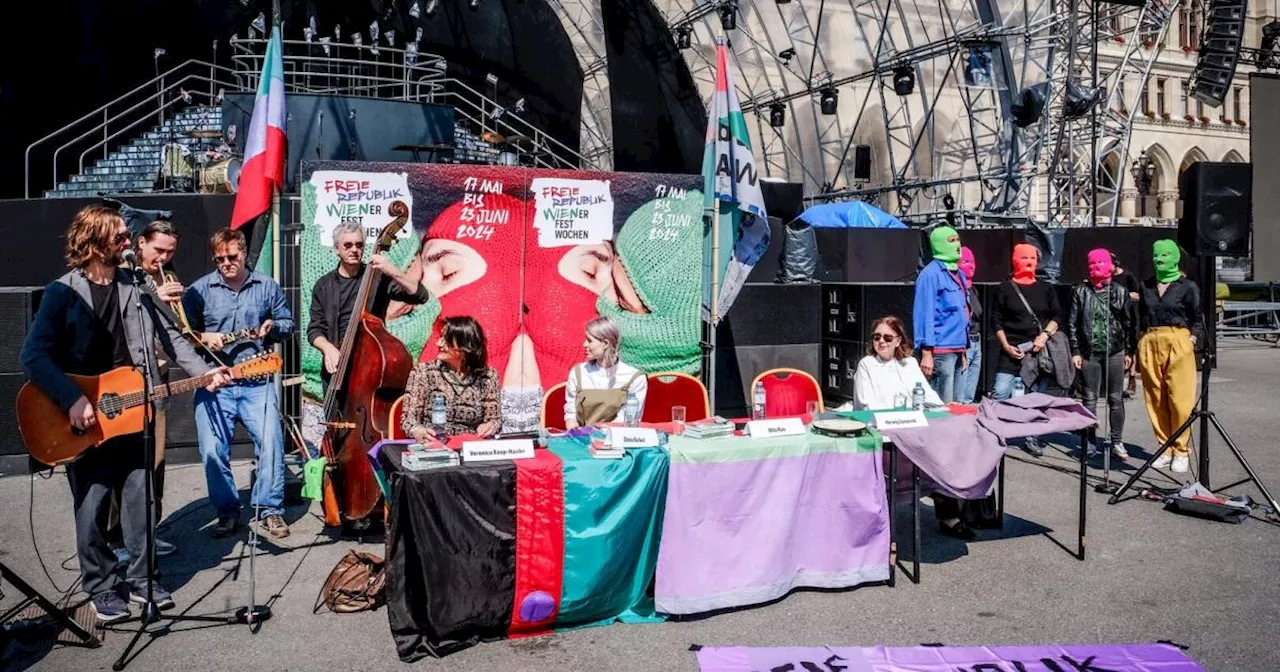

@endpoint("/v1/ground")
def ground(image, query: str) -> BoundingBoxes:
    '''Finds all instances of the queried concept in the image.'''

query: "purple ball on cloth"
[518,591,556,623]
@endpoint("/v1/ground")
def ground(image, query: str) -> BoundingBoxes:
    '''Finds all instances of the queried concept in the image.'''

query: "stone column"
[1119,189,1138,219]
[1158,191,1179,220]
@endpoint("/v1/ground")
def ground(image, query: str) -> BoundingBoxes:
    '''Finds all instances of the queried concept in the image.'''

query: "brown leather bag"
[314,551,387,614]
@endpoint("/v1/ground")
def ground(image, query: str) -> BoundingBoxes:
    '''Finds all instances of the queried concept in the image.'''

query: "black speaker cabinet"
[821,284,862,342]
[821,339,862,402]
[760,180,805,223]
[854,146,872,181]
[955,229,1018,283]
[816,228,920,282]
[0,287,44,373]
[1179,161,1252,258]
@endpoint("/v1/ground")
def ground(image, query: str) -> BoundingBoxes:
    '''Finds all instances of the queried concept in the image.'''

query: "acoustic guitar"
[17,352,282,466]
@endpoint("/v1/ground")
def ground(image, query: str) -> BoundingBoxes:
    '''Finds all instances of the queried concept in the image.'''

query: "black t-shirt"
[334,273,362,343]
[992,280,1062,373]
[1115,270,1140,297]
[86,281,132,374]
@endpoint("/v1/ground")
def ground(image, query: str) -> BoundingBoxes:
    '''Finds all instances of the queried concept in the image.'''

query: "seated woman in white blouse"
[853,315,943,410]
[564,317,648,429]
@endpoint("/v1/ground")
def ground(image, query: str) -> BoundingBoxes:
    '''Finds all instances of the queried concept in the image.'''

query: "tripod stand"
[111,264,270,671]
[1108,258,1280,517]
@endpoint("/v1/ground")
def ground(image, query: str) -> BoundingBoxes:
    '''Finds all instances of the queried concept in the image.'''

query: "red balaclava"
[1087,248,1114,289]
[1011,243,1039,285]
[417,194,526,378]
[523,241,607,390]
[958,246,976,289]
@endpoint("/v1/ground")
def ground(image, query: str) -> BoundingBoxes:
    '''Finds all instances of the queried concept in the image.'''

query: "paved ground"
[3,341,1279,671]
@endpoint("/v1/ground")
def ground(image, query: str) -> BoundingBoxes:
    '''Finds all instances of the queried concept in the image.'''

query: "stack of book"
[589,437,626,459]
[402,443,461,471]
[683,417,735,440]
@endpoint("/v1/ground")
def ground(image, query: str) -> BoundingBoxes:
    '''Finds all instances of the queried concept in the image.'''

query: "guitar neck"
[155,370,223,400]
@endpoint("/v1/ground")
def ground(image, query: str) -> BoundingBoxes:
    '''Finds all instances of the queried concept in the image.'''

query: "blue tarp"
[797,201,907,229]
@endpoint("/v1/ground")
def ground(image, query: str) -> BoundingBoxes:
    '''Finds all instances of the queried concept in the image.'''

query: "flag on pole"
[231,26,286,233]
[701,40,769,323]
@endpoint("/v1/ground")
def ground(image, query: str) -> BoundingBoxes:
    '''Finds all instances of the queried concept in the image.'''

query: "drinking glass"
[672,405,687,435]
[805,400,820,419]
[893,392,909,410]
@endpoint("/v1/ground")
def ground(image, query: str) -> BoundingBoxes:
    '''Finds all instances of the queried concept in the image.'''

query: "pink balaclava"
[958,246,976,289]
[1087,248,1114,289]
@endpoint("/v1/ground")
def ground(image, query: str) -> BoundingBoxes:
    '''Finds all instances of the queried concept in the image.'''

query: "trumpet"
[158,262,195,336]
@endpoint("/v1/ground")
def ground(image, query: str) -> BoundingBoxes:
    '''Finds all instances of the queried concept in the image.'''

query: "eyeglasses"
[872,333,899,342]
[340,241,365,250]
[113,232,131,244]
[213,254,242,264]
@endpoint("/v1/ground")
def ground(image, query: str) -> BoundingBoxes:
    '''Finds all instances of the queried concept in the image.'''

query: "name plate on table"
[872,410,928,430]
[607,427,660,448]
[745,418,807,438]
[461,439,536,463]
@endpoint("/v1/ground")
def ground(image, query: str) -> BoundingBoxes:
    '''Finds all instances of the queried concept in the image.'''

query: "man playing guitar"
[183,228,295,539]
[20,205,230,623]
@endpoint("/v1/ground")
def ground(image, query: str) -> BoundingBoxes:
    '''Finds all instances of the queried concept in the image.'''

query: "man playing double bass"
[308,221,428,391]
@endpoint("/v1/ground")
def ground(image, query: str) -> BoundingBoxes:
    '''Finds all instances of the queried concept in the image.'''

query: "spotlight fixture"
[718,2,737,31]
[425,0,439,16]
[769,102,786,128]
[892,65,915,96]
[819,86,838,115]
[778,47,796,62]
[676,25,693,50]
[776,0,792,4]
[469,0,480,10]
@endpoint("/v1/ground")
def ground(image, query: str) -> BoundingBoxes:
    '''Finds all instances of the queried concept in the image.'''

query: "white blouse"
[564,360,648,426]
[852,355,944,411]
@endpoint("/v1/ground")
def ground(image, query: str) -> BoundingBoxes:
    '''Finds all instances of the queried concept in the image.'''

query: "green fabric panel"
[665,429,882,465]
[548,438,669,627]
[839,410,951,424]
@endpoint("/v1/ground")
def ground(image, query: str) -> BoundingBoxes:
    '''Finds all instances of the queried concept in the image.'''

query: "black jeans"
[66,434,155,597]
[1080,350,1126,443]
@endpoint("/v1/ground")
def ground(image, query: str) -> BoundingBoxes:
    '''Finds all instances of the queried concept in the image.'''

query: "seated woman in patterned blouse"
[401,316,502,440]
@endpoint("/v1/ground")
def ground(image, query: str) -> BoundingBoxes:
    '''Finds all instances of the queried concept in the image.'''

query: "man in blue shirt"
[912,226,971,403]
[184,228,295,539]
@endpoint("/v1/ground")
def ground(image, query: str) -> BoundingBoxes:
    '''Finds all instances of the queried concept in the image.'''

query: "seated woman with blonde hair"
[564,316,647,429]
[401,316,502,440]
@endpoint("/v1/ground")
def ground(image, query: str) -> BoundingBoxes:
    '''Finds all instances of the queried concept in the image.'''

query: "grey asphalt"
[3,341,1279,671]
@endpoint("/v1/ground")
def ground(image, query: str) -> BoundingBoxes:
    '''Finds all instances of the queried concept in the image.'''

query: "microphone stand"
[110,260,268,672]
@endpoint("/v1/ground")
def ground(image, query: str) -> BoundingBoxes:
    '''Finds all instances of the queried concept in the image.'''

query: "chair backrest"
[387,395,408,440]
[541,382,568,431]
[750,368,824,418]
[641,372,711,423]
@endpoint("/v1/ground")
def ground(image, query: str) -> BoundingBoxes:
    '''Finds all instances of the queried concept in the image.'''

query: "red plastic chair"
[541,382,568,431]
[750,368,824,418]
[387,395,408,440]
[641,372,711,424]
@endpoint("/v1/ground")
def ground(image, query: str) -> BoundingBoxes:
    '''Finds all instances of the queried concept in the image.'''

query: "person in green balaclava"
[928,225,962,271]
[1137,239,1201,474]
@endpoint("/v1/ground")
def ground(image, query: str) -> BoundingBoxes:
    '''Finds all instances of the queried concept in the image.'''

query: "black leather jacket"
[1067,282,1137,357]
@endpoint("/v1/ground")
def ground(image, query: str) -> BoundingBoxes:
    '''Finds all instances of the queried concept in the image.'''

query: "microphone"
[122,249,139,267]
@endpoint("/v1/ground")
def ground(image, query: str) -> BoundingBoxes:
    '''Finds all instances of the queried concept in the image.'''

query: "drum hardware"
[198,157,243,194]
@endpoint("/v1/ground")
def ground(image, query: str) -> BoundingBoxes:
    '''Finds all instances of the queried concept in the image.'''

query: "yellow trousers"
[1138,327,1196,457]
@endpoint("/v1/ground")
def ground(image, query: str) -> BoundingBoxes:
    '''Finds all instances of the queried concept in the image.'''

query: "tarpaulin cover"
[695,643,1207,671]
[777,221,818,283]
[798,201,907,229]
[656,431,890,615]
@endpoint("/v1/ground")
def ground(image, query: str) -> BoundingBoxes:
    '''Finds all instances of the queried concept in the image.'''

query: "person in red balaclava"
[1067,248,1137,460]
[991,243,1065,454]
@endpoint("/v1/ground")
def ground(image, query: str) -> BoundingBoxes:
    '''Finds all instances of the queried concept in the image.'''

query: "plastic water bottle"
[624,391,640,427]
[752,381,767,420]
[431,394,447,436]
[911,382,925,411]
[1012,378,1026,398]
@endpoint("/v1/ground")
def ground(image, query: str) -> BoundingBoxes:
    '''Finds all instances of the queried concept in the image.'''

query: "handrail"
[77,90,216,179]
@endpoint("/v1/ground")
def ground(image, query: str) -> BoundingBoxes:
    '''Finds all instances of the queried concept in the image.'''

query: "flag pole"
[709,203,720,413]
[271,190,281,284]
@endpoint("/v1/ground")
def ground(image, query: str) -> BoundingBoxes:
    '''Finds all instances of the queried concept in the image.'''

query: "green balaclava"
[1152,239,1182,284]
[596,191,705,374]
[929,226,962,271]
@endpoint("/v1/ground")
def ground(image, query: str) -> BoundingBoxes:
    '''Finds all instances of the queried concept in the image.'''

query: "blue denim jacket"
[912,260,970,351]
[183,270,295,367]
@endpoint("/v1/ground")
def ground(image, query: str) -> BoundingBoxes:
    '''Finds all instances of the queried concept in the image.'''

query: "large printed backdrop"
[299,161,704,430]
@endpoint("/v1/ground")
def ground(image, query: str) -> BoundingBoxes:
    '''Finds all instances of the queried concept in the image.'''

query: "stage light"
[425,0,439,16]
[820,86,838,115]
[892,65,915,96]
[676,25,693,50]
[410,1,421,18]
[514,98,526,113]
[770,103,786,127]
[778,47,795,62]
[250,12,266,36]
[719,2,737,31]
[776,0,792,4]
[470,0,481,10]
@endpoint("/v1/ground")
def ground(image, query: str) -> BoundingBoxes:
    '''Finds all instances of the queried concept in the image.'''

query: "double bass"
[320,201,413,525]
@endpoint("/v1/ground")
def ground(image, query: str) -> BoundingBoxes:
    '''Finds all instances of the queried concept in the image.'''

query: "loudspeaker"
[1179,161,1252,258]
[859,284,916,343]
[715,283,822,416]
[0,287,43,373]
[954,229,1017,283]
[1190,0,1246,106]
[816,228,920,282]
[853,146,872,181]
[0,372,26,457]
[821,284,862,342]
[821,339,862,402]
[760,180,805,223]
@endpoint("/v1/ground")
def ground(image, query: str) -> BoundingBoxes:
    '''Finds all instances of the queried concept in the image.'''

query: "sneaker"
[154,538,177,556]
[1111,442,1130,460]
[1171,455,1190,473]
[128,582,175,610]
[1151,454,1173,470]
[212,516,239,538]
[261,514,290,539]
[90,590,131,623]
[1022,436,1046,457]
[1085,440,1101,459]
[112,545,130,565]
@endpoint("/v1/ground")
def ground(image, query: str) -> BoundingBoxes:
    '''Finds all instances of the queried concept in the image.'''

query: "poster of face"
[298,161,705,432]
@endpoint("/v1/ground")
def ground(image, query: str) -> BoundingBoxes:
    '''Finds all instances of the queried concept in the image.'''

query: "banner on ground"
[695,643,1206,672]
[298,162,704,432]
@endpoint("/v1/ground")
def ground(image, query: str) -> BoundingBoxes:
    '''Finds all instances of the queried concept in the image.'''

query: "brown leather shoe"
[262,514,290,539]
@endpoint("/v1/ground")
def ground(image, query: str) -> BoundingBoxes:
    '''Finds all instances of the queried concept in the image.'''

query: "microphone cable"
[28,468,81,598]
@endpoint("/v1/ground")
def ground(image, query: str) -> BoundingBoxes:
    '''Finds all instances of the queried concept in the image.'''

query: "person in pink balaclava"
[954,246,983,403]
[1067,248,1137,460]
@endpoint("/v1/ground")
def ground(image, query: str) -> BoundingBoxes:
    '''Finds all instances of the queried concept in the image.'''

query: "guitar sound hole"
[99,393,122,419]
